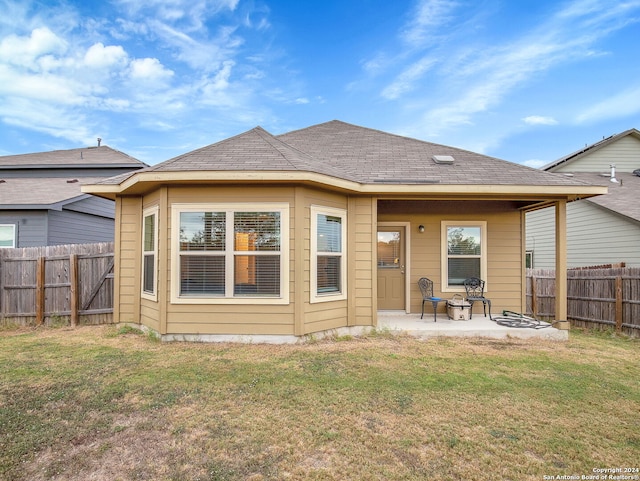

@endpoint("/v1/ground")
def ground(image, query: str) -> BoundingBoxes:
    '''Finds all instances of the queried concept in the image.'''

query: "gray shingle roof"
[91,120,601,189]
[277,121,587,186]
[0,177,104,207]
[0,145,146,168]
[564,172,640,223]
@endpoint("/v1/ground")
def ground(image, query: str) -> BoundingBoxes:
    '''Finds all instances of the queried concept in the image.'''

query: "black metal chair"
[418,277,445,322]
[463,277,492,319]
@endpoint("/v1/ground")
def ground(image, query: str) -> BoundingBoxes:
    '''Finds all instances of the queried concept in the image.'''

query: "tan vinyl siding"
[301,189,349,334]
[379,201,524,315]
[116,196,142,323]
[554,135,640,173]
[164,186,296,335]
[140,190,161,328]
[352,196,376,326]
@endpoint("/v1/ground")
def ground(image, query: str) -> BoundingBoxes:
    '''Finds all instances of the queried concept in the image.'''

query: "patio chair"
[418,277,445,322]
[463,277,492,319]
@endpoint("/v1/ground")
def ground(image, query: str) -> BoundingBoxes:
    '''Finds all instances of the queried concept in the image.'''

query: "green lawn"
[0,325,638,481]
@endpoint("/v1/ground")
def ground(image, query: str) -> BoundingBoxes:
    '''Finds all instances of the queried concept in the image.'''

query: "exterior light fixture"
[418,225,425,233]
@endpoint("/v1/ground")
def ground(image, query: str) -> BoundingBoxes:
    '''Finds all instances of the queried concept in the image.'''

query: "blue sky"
[1,0,639,167]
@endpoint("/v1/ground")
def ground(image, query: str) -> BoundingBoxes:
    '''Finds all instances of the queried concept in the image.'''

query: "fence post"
[531,274,538,318]
[615,276,622,332]
[36,256,45,325]
[69,254,78,327]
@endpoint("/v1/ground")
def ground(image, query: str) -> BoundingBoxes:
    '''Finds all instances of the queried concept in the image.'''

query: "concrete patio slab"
[377,311,569,341]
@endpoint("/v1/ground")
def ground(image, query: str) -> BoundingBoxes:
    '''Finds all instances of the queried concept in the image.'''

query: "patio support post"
[555,200,568,328]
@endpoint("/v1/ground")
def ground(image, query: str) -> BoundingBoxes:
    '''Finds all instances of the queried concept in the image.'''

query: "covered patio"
[377,311,568,340]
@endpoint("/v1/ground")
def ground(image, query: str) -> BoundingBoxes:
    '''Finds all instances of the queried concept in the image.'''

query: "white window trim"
[441,220,487,293]
[171,203,289,305]
[141,206,159,301]
[310,205,347,303]
[0,224,16,248]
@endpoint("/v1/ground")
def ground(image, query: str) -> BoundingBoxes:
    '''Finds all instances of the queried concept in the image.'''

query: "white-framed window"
[141,206,158,300]
[310,205,347,303]
[441,221,487,291]
[171,203,289,304]
[0,224,16,248]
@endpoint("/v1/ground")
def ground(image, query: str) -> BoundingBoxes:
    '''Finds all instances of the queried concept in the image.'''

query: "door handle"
[400,265,405,274]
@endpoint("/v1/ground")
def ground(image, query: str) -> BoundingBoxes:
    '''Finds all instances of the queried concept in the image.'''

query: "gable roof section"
[0,145,146,169]
[146,126,354,180]
[542,128,640,172]
[84,120,606,200]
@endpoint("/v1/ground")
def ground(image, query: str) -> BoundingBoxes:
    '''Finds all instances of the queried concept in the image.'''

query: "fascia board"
[82,170,608,200]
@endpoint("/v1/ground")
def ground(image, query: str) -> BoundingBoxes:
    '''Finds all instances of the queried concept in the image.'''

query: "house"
[0,144,147,248]
[526,128,640,268]
[83,121,605,341]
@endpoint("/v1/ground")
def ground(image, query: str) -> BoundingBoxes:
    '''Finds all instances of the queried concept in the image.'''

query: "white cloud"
[576,85,640,123]
[523,116,558,126]
[0,27,67,69]
[130,57,174,81]
[407,0,640,136]
[381,56,437,100]
[401,0,459,47]
[84,43,128,69]
[521,159,548,169]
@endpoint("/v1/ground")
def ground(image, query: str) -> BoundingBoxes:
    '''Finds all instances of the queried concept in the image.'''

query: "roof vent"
[633,169,640,177]
[610,164,619,183]
[432,155,455,165]
[67,179,79,183]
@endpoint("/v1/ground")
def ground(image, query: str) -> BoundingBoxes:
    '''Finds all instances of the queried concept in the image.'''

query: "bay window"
[172,204,289,304]
[311,206,347,303]
[141,207,158,299]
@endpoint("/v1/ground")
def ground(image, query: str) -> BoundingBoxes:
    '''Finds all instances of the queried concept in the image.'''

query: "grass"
[0,326,639,481]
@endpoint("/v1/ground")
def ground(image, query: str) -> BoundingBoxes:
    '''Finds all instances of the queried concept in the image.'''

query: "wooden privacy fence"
[526,267,640,337]
[0,242,114,326]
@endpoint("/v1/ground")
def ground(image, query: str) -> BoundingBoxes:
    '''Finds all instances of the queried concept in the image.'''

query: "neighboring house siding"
[0,211,48,247]
[526,201,640,268]
[525,208,556,269]
[47,209,115,245]
[554,135,640,173]
[64,196,115,219]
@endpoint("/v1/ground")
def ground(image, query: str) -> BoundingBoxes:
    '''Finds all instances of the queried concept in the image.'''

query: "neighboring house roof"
[542,128,640,171]
[556,172,640,223]
[85,120,606,201]
[0,145,147,170]
[0,177,104,209]
[537,127,640,224]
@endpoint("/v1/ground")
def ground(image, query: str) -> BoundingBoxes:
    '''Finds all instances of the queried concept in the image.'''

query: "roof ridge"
[543,128,640,171]
[252,127,309,171]
[147,126,268,172]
